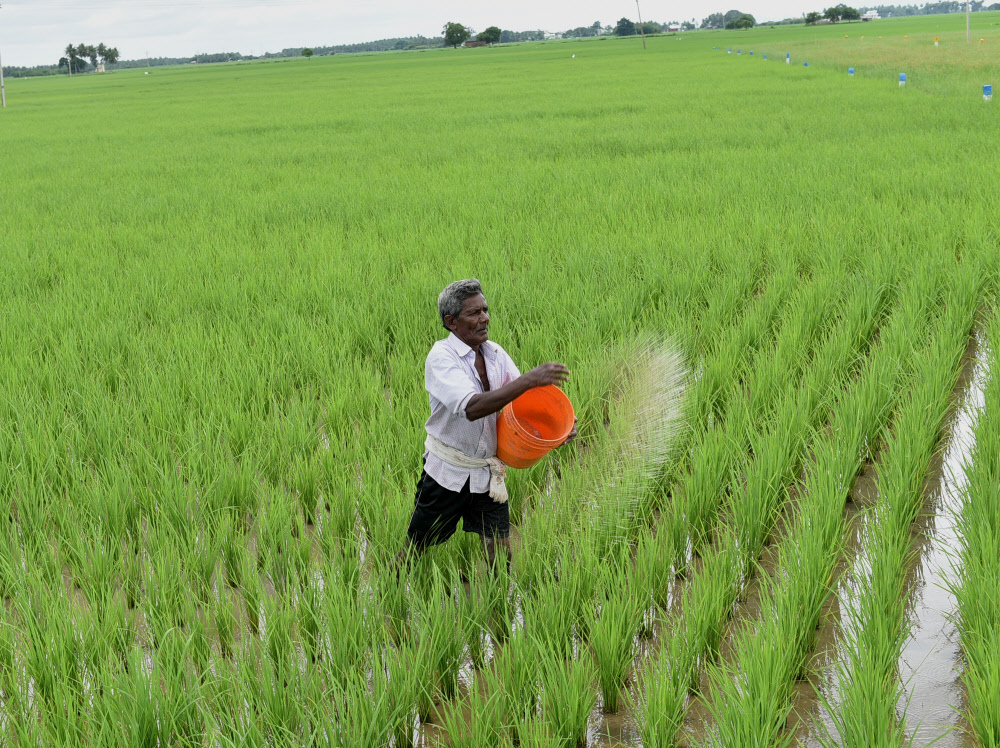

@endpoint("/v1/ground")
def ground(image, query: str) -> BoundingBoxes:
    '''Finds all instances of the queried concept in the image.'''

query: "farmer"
[397,278,575,570]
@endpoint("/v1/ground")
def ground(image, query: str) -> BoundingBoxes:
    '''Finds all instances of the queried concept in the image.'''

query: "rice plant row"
[671,265,847,573]
[627,252,901,746]
[701,258,981,748]
[952,311,1000,747]
[820,261,981,747]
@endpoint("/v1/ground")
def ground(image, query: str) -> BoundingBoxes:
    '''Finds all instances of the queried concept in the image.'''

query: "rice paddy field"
[2,9,1000,747]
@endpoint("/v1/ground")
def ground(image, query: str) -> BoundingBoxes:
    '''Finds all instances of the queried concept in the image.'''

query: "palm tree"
[64,43,76,76]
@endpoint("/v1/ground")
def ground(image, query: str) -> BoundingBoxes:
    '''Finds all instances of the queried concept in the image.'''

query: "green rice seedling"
[120,644,164,747]
[459,560,493,670]
[684,537,741,672]
[563,538,600,642]
[183,597,213,680]
[680,426,732,558]
[517,718,561,748]
[589,569,643,713]
[321,468,358,546]
[485,632,540,744]
[376,566,412,648]
[289,522,312,592]
[292,453,320,526]
[202,655,265,747]
[219,514,245,589]
[488,556,516,645]
[412,566,465,701]
[521,569,577,661]
[634,528,675,611]
[121,541,143,610]
[214,584,238,660]
[320,668,394,748]
[297,574,322,665]
[158,627,207,747]
[382,640,429,748]
[321,573,371,683]
[245,644,306,744]
[628,625,693,748]
[190,529,220,604]
[90,585,138,674]
[0,610,17,694]
[961,626,1000,745]
[0,518,24,601]
[729,411,806,580]
[143,535,188,644]
[436,686,507,748]
[536,637,596,748]
[240,551,263,636]
[263,594,297,676]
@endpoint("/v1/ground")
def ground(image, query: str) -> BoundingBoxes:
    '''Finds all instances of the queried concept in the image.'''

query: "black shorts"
[406,470,510,549]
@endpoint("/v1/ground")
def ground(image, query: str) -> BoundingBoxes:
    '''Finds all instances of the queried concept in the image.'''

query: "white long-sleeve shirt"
[423,333,520,493]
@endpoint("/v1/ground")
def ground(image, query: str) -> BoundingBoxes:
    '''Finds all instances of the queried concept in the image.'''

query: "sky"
[0,0,812,68]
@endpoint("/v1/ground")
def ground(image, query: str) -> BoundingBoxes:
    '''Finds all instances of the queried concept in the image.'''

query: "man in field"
[397,278,574,570]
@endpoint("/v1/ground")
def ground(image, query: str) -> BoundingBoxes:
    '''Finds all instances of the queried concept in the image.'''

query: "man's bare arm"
[465,362,570,422]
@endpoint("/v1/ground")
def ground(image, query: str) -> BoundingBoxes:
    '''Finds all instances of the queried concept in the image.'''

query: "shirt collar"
[446,332,493,360]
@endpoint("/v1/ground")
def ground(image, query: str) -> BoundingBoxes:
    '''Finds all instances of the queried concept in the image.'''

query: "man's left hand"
[560,417,578,447]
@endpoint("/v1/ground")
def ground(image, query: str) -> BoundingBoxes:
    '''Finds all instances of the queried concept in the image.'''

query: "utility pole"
[0,4,6,108]
[967,1,971,43]
[636,0,647,49]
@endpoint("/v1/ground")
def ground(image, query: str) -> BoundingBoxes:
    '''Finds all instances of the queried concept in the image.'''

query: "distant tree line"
[612,18,697,35]
[858,1,988,15]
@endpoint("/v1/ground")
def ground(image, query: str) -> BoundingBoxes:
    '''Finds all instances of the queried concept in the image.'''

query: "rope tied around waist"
[424,434,508,504]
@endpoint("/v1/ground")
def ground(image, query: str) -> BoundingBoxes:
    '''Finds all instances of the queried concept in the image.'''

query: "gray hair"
[438,279,484,330]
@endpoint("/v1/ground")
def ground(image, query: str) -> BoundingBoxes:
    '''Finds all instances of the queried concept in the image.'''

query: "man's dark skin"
[400,293,574,570]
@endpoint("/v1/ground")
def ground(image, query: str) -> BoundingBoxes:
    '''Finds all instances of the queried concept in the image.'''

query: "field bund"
[1,13,999,747]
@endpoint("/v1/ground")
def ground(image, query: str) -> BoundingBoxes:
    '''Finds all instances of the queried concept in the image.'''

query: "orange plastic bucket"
[496,385,575,469]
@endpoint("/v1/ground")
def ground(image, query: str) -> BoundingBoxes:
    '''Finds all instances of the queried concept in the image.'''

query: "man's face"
[447,294,490,349]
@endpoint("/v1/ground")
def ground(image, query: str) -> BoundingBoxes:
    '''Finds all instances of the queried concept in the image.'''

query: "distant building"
[667,23,681,32]
[862,9,881,20]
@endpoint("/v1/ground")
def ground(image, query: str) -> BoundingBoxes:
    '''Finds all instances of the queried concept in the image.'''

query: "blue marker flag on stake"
[804,61,809,67]
[900,73,906,86]
[985,84,993,100]
[849,67,854,75]
[763,54,767,60]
